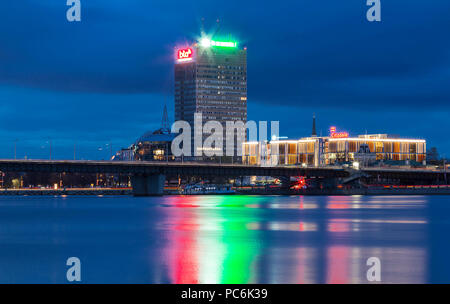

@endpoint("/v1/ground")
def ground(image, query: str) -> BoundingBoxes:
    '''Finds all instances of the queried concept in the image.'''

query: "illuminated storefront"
[243,127,426,167]
[243,139,323,167]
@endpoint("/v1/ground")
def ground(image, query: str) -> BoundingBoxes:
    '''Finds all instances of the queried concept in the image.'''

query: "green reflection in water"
[212,195,263,283]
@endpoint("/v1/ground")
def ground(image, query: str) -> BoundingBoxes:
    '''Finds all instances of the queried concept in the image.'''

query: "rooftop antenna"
[201,17,205,35]
[311,113,317,137]
[212,18,221,38]
[161,103,170,133]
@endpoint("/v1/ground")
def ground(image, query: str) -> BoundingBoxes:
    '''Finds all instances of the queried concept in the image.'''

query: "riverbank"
[239,185,450,196]
[1,186,450,196]
[0,188,132,196]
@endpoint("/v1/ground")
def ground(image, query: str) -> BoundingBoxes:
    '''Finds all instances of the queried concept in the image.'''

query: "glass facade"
[243,135,426,166]
[133,132,177,162]
[325,138,426,164]
[243,140,319,166]
[175,42,247,157]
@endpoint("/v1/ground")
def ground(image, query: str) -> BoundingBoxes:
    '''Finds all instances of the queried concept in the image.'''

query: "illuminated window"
[298,154,307,164]
[349,141,357,152]
[384,142,392,153]
[279,144,286,155]
[328,142,337,153]
[298,143,307,153]
[288,155,297,165]
[288,143,297,154]
[154,149,165,156]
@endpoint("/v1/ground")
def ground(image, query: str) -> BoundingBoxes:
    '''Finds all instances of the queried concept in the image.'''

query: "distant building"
[134,105,178,162]
[113,105,178,162]
[134,129,177,161]
[243,119,426,167]
[112,147,134,161]
[353,143,377,166]
[175,35,247,157]
[113,130,178,162]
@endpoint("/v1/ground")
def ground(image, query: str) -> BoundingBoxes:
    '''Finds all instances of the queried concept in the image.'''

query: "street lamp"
[105,143,113,160]
[14,139,17,160]
[45,139,52,160]
[97,143,113,160]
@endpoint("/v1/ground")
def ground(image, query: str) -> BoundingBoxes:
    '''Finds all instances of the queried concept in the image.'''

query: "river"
[1,195,449,283]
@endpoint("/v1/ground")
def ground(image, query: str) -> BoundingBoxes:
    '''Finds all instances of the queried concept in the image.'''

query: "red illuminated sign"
[331,132,349,138]
[177,48,193,61]
[330,126,349,138]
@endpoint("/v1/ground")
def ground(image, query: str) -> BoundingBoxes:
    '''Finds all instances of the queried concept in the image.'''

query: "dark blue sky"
[0,1,449,160]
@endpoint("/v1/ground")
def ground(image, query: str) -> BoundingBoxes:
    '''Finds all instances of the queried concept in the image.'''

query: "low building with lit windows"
[133,129,177,162]
[243,126,426,167]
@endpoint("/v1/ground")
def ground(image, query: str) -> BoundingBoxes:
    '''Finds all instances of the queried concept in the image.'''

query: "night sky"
[0,1,449,160]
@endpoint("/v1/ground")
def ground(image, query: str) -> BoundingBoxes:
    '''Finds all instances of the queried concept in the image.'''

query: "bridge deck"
[0,159,446,180]
[0,159,347,178]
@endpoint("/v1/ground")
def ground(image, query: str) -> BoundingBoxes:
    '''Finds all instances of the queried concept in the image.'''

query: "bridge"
[0,159,447,196]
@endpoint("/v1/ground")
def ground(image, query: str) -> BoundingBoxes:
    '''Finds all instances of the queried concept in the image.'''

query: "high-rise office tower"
[174,36,247,158]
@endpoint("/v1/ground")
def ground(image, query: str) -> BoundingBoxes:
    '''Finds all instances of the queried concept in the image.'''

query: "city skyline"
[0,1,449,160]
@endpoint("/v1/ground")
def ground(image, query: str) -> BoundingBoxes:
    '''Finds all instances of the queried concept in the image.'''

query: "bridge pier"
[131,173,166,196]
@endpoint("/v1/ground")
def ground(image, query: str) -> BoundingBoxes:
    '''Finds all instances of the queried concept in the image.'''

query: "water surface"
[1,195,450,283]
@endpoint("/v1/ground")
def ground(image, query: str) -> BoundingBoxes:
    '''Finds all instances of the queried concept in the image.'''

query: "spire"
[201,17,205,35]
[311,114,317,137]
[161,104,170,133]
[213,18,221,38]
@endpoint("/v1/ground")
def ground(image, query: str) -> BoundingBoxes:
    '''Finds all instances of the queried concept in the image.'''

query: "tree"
[427,147,440,162]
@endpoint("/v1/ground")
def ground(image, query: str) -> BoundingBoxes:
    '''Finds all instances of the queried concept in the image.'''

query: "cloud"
[0,1,449,157]
[0,86,170,159]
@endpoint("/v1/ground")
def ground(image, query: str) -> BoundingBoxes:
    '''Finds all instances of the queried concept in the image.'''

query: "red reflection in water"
[299,222,305,231]
[299,196,304,210]
[327,196,351,209]
[295,247,309,284]
[171,230,198,283]
[328,221,350,233]
[164,197,199,283]
[171,196,200,208]
[327,246,349,284]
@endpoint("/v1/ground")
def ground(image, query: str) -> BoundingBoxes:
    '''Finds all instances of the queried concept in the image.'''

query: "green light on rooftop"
[200,38,237,48]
